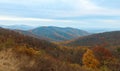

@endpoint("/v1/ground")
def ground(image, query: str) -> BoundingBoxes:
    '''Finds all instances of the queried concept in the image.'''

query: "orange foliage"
[14,45,40,56]
[82,49,100,69]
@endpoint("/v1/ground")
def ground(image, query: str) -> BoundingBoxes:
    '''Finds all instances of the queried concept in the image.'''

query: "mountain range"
[1,25,120,46]
[0,25,90,41]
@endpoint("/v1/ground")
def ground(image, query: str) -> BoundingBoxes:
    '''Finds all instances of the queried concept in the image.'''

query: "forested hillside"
[29,26,89,41]
[65,31,120,47]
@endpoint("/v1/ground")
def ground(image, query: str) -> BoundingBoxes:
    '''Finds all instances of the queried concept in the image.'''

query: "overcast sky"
[0,0,120,30]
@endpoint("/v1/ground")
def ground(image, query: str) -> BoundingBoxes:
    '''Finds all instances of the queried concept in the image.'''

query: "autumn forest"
[0,27,120,71]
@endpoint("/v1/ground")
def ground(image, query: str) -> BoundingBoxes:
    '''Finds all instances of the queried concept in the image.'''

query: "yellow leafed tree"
[82,49,100,69]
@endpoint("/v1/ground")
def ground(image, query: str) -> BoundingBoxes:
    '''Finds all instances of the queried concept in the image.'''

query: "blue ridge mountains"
[0,25,90,41]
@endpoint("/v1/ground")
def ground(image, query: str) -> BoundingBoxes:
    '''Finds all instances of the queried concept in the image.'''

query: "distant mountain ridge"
[29,26,90,41]
[0,25,35,30]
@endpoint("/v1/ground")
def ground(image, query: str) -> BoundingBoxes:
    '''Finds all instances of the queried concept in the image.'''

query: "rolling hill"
[65,31,120,47]
[29,26,90,41]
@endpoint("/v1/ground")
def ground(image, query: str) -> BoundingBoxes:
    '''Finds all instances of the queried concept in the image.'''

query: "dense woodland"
[0,28,120,71]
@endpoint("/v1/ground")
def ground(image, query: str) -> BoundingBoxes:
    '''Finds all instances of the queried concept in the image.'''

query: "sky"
[0,0,120,32]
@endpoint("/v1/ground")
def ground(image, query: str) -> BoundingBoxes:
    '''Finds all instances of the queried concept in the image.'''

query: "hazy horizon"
[0,24,120,33]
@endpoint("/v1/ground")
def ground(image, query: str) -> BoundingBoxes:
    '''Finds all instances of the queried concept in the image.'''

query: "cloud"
[74,0,102,10]
[0,0,120,18]
[0,16,74,23]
